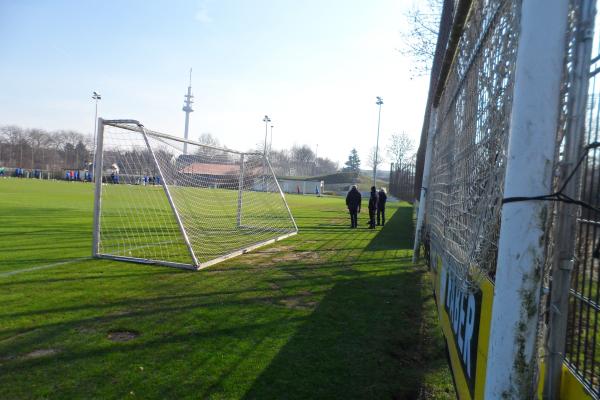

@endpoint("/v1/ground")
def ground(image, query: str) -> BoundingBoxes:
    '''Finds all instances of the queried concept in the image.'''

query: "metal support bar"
[92,118,105,257]
[96,253,197,271]
[138,123,200,268]
[237,153,245,227]
[102,119,253,155]
[544,1,596,398]
[267,158,298,232]
[484,1,569,397]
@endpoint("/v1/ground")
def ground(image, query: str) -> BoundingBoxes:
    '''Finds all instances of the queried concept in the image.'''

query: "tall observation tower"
[182,69,194,154]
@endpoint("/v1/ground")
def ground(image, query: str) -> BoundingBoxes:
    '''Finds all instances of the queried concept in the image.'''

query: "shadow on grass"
[365,206,414,251]
[242,270,435,400]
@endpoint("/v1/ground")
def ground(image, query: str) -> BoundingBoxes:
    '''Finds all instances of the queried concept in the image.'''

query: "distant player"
[345,185,361,228]
[377,188,387,226]
[368,186,378,229]
[0,167,5,177]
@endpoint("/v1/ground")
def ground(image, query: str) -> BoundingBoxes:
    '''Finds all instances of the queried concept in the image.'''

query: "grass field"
[0,179,453,399]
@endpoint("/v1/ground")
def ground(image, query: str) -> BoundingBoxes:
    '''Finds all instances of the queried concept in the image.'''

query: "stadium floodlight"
[263,115,271,157]
[91,91,102,178]
[92,118,298,270]
[373,96,383,187]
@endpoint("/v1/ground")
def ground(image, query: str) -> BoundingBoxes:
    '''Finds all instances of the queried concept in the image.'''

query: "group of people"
[65,170,92,182]
[345,185,387,229]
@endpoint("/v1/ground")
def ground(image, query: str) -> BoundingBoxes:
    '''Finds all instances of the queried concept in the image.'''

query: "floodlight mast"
[182,68,194,155]
[262,115,271,192]
[373,96,383,187]
[92,91,101,180]
[263,115,271,157]
[269,124,274,154]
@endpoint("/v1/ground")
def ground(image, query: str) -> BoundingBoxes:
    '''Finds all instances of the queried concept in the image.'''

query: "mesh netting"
[96,121,297,269]
[424,0,520,291]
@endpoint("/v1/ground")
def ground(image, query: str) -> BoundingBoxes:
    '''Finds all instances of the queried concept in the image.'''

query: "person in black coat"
[368,186,378,229]
[377,188,388,226]
[345,185,362,228]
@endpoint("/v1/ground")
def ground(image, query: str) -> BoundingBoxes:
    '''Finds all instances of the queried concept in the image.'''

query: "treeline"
[199,133,339,177]
[0,125,340,178]
[0,125,92,171]
[268,145,338,177]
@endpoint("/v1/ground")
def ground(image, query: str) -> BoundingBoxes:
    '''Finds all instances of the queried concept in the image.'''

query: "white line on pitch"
[0,257,90,277]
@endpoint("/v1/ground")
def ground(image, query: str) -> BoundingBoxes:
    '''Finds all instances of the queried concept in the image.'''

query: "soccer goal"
[92,119,298,270]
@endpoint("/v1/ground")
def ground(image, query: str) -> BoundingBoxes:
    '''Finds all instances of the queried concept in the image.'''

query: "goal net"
[92,119,298,270]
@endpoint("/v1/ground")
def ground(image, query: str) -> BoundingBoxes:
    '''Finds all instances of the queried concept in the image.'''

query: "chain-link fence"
[422,0,520,290]
[388,161,415,203]
[414,0,599,397]
[562,2,600,393]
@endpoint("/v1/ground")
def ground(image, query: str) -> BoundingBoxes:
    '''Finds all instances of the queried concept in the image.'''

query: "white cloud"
[195,5,212,24]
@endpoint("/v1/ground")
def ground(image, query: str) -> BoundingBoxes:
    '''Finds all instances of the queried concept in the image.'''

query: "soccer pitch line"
[0,257,90,277]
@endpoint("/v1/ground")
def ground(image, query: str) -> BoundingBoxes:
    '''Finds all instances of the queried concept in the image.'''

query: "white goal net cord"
[95,121,297,269]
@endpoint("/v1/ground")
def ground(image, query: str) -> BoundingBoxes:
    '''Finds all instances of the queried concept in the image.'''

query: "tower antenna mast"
[182,68,194,154]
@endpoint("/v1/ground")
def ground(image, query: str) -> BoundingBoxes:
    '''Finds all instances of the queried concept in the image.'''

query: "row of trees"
[0,125,415,179]
[0,125,92,171]
[197,133,339,177]
[343,133,415,172]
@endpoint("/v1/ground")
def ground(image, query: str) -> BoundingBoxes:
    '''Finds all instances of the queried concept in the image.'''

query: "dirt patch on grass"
[238,247,321,267]
[278,290,316,310]
[23,349,59,359]
[258,245,295,254]
[107,330,140,342]
[272,251,320,263]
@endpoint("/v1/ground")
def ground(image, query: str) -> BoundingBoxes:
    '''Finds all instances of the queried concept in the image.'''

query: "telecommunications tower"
[182,68,194,154]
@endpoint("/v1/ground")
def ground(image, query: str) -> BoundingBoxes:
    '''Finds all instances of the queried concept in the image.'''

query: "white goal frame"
[92,118,298,270]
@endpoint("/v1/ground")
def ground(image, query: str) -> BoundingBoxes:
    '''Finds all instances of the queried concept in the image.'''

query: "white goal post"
[92,118,298,270]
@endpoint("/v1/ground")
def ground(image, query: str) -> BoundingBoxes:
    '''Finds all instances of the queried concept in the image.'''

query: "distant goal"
[92,119,298,270]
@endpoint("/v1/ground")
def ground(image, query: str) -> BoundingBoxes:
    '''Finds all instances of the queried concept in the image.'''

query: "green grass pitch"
[0,178,453,399]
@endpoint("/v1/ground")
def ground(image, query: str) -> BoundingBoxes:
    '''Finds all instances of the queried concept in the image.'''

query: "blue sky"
[0,0,429,165]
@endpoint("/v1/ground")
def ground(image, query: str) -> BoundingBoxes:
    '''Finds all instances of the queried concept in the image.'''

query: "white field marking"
[0,257,90,277]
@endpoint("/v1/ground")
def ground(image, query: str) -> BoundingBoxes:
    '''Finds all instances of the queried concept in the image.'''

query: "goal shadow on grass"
[241,268,445,399]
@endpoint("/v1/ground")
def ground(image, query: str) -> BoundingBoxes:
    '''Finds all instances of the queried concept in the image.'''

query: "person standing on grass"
[377,187,388,226]
[368,186,378,229]
[345,185,362,228]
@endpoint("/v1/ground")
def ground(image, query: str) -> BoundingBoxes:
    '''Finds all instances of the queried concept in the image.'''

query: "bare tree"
[198,132,219,147]
[398,0,442,77]
[290,145,315,176]
[314,157,338,175]
[387,133,415,165]
[367,146,385,170]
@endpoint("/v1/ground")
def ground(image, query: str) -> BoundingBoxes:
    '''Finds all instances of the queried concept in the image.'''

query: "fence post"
[484,1,569,397]
[544,1,596,398]
[413,110,437,262]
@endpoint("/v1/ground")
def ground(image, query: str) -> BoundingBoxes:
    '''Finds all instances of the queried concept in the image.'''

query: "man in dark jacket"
[377,188,387,226]
[345,185,362,228]
[368,186,378,229]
